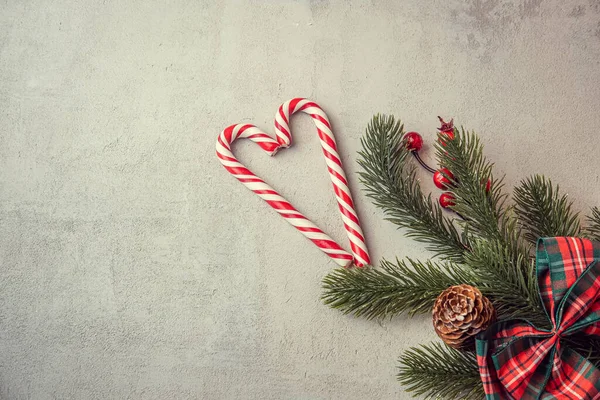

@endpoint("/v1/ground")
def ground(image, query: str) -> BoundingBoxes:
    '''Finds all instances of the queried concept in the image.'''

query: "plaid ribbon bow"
[476,237,600,400]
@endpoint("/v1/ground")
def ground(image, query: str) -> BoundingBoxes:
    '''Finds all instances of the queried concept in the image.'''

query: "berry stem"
[412,152,436,174]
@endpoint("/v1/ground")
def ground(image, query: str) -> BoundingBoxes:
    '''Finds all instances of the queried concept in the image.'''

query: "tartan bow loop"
[476,237,600,400]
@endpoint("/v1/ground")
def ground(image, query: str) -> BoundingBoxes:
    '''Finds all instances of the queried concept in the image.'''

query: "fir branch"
[357,115,466,261]
[514,175,581,244]
[322,258,478,319]
[436,128,507,242]
[434,127,550,328]
[585,207,600,241]
[464,238,548,329]
[397,343,484,400]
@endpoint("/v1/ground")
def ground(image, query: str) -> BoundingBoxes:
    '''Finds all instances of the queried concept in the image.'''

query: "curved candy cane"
[215,98,370,267]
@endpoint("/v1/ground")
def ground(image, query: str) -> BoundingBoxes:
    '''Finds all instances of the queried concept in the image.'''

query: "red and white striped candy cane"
[215,98,370,267]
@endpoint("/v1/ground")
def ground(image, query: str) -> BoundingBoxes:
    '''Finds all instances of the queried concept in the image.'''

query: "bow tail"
[477,333,507,399]
[541,346,600,400]
[495,336,557,399]
[477,320,553,400]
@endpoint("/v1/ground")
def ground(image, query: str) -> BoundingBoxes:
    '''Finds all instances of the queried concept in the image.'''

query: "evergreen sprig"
[357,115,466,261]
[322,258,477,319]
[324,120,548,325]
[514,175,581,244]
[322,114,599,399]
[436,128,507,243]
[435,128,547,326]
[586,207,600,241]
[397,343,484,400]
[465,238,547,328]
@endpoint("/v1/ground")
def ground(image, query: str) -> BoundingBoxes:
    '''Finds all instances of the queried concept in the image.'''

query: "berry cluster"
[403,117,490,212]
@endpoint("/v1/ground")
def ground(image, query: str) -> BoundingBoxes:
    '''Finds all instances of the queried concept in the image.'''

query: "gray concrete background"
[1,1,600,399]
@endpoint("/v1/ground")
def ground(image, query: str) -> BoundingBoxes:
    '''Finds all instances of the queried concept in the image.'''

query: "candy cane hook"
[215,98,370,267]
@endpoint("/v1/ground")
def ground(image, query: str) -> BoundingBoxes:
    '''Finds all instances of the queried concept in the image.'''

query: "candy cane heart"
[215,98,370,267]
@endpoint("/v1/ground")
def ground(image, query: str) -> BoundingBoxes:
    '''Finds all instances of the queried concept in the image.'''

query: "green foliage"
[436,129,507,243]
[397,343,484,400]
[435,128,547,327]
[322,258,477,319]
[465,238,548,329]
[586,207,600,241]
[514,175,581,244]
[322,115,599,399]
[324,121,548,323]
[357,115,466,261]
[321,238,550,326]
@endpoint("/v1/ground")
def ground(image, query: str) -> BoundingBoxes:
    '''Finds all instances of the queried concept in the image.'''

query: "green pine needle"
[435,128,507,242]
[465,238,548,328]
[514,175,581,244]
[433,127,547,323]
[397,343,484,400]
[585,207,600,241]
[357,115,467,261]
[322,258,478,319]
[323,115,600,398]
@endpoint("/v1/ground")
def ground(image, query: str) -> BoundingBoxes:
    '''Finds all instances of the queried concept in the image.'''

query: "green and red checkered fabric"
[476,237,600,400]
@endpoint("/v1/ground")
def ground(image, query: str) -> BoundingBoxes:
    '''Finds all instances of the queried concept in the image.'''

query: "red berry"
[438,130,455,144]
[439,192,456,209]
[433,168,454,190]
[404,131,423,152]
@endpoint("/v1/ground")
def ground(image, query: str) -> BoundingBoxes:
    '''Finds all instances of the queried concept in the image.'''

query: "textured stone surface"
[1,1,599,399]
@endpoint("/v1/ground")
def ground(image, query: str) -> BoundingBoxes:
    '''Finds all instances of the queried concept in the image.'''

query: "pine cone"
[432,284,495,349]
